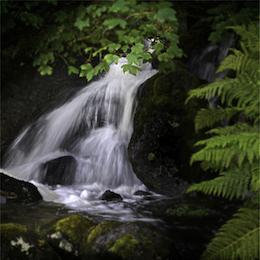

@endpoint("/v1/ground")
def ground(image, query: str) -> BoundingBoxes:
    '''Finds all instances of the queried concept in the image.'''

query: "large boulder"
[128,67,206,196]
[0,172,42,204]
[40,156,77,185]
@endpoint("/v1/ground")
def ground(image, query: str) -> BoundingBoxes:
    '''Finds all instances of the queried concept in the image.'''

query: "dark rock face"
[0,172,42,204]
[128,68,206,196]
[100,190,123,201]
[40,156,77,185]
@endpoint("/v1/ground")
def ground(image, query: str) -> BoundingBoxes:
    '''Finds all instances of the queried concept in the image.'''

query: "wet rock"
[134,190,152,196]
[46,215,96,259]
[128,68,206,196]
[40,156,77,185]
[100,190,123,202]
[0,222,59,260]
[44,214,177,260]
[0,172,42,204]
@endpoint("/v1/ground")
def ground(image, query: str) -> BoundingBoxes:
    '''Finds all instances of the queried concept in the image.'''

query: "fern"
[186,25,260,260]
[186,166,252,200]
[191,123,259,169]
[194,106,244,132]
[201,208,259,260]
[226,25,260,54]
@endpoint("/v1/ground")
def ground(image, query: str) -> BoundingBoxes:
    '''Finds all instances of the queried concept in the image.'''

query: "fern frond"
[187,71,259,110]
[201,208,259,260]
[186,166,251,200]
[226,25,260,54]
[217,52,258,78]
[186,78,233,103]
[191,127,259,169]
[250,162,260,192]
[194,106,244,132]
[224,73,259,107]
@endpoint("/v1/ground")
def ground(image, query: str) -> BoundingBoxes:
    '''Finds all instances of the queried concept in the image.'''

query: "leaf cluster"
[1,0,183,80]
[207,1,259,44]
[186,25,260,260]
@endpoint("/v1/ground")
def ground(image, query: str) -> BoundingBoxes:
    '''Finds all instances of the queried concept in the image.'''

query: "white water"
[3,59,160,222]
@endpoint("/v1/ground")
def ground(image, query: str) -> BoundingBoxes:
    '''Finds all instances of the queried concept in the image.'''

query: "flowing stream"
[2,59,161,222]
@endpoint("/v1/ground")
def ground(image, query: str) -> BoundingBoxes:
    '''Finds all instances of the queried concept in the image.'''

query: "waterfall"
[3,59,158,191]
[188,33,234,83]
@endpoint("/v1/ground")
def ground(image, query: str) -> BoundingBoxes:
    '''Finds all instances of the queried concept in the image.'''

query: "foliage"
[207,2,259,44]
[201,208,259,260]
[186,24,259,260]
[1,0,183,81]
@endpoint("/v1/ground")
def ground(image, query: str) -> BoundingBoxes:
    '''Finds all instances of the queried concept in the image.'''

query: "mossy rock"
[166,205,210,218]
[83,222,175,260]
[55,214,96,244]
[1,222,59,260]
[44,215,177,260]
[0,223,28,240]
[128,68,207,196]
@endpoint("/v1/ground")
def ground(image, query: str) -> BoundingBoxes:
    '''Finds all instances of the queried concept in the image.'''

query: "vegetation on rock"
[186,25,259,260]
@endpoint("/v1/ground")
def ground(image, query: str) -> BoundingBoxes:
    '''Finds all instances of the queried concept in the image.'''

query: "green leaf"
[80,63,92,71]
[103,18,127,29]
[74,17,90,31]
[108,43,121,52]
[84,47,92,54]
[121,64,141,75]
[155,7,176,23]
[121,45,129,53]
[158,52,169,62]
[68,66,79,75]
[131,43,144,53]
[153,42,164,53]
[38,65,53,76]
[86,69,96,82]
[126,53,141,65]
[141,52,152,61]
[33,52,54,67]
[104,54,119,65]
[55,10,67,23]
[93,46,107,57]
[109,0,132,13]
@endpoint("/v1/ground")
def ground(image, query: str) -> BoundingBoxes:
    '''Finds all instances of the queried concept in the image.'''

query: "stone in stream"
[0,172,42,204]
[40,155,77,185]
[100,190,123,202]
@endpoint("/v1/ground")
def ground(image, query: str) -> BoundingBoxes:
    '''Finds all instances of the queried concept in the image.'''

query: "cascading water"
[2,59,160,221]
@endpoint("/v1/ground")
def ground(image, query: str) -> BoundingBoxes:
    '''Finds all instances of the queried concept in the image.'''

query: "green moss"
[139,233,154,250]
[0,223,27,240]
[55,215,96,243]
[110,233,139,258]
[166,205,211,218]
[188,208,210,217]
[87,221,119,245]
[166,205,189,217]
